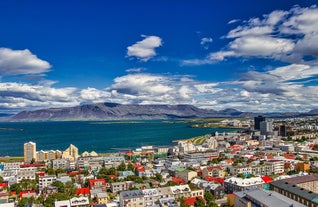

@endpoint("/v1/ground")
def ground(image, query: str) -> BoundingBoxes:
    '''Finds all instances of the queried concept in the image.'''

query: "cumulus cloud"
[126,35,162,61]
[185,5,318,65]
[0,48,51,75]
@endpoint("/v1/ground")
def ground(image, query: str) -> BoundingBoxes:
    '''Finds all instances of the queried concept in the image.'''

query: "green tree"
[51,180,65,193]
[127,162,135,171]
[46,167,56,175]
[153,173,163,182]
[204,191,218,207]
[19,179,37,191]
[9,183,21,194]
[117,161,126,171]
[64,181,77,197]
[18,197,34,207]
[44,192,69,207]
[194,197,205,207]
[180,197,188,207]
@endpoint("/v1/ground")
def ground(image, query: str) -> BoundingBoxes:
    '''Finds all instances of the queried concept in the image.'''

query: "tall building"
[62,144,79,161]
[279,125,287,137]
[254,115,266,130]
[24,141,36,163]
[260,120,273,136]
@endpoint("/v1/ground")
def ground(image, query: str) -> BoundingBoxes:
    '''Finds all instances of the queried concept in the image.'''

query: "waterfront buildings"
[23,141,36,163]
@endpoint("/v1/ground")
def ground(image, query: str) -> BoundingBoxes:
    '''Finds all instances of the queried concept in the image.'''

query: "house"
[174,168,198,182]
[202,166,223,178]
[110,181,134,193]
[90,179,109,191]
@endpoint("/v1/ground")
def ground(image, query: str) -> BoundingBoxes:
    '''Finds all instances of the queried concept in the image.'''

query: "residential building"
[77,156,103,170]
[52,158,70,170]
[62,144,79,161]
[202,166,223,178]
[38,175,56,190]
[23,141,36,163]
[224,176,265,194]
[270,179,318,207]
[103,156,125,168]
[174,168,197,182]
[110,181,134,193]
[234,188,306,207]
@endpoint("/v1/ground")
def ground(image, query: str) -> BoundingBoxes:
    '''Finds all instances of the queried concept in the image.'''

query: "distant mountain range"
[5,102,318,121]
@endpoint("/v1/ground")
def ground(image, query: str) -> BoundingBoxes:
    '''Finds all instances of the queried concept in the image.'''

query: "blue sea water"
[0,121,235,156]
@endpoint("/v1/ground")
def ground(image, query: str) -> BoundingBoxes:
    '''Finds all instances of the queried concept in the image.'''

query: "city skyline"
[1,1,318,114]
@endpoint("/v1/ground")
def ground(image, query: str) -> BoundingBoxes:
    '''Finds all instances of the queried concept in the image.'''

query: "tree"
[46,167,56,175]
[204,192,218,207]
[127,162,134,171]
[179,197,188,207]
[18,197,34,207]
[9,183,22,194]
[194,197,205,207]
[64,181,77,197]
[51,180,65,193]
[117,161,126,171]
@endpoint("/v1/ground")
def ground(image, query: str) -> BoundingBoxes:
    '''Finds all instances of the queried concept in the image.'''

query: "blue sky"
[1,0,318,113]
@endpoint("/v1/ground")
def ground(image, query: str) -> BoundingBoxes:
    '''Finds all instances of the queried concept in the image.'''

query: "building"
[279,125,287,137]
[119,189,159,207]
[254,116,266,130]
[52,159,70,170]
[260,120,273,136]
[234,188,306,207]
[110,181,134,193]
[224,176,266,194]
[23,141,36,163]
[270,179,318,207]
[77,156,103,170]
[202,166,223,178]
[174,168,198,182]
[38,175,56,190]
[62,144,79,161]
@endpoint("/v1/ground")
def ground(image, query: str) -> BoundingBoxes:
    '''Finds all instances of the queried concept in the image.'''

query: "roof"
[261,176,273,184]
[279,174,318,184]
[235,188,307,207]
[270,180,318,204]
[76,187,90,195]
[184,197,197,205]
[171,177,187,184]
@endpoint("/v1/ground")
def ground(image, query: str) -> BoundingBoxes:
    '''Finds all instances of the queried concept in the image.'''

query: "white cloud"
[127,35,162,61]
[125,67,145,73]
[0,48,51,75]
[200,37,213,49]
[187,5,318,65]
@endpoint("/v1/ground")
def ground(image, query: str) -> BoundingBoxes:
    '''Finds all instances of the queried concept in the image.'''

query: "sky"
[1,0,318,114]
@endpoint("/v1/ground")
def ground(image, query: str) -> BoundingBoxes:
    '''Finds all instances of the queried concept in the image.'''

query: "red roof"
[36,172,46,177]
[284,153,295,159]
[136,167,145,172]
[67,171,78,176]
[19,190,36,198]
[205,176,224,184]
[109,174,117,179]
[184,197,197,205]
[0,183,8,187]
[261,176,273,184]
[89,179,107,188]
[76,187,90,195]
[171,177,186,184]
[20,163,45,168]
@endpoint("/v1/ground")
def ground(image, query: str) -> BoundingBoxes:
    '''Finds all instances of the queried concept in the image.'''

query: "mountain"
[7,102,250,121]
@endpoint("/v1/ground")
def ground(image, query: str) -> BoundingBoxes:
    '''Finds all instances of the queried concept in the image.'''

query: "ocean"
[0,121,235,156]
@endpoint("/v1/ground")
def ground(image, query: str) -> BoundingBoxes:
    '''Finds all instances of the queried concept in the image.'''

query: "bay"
[0,121,235,156]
